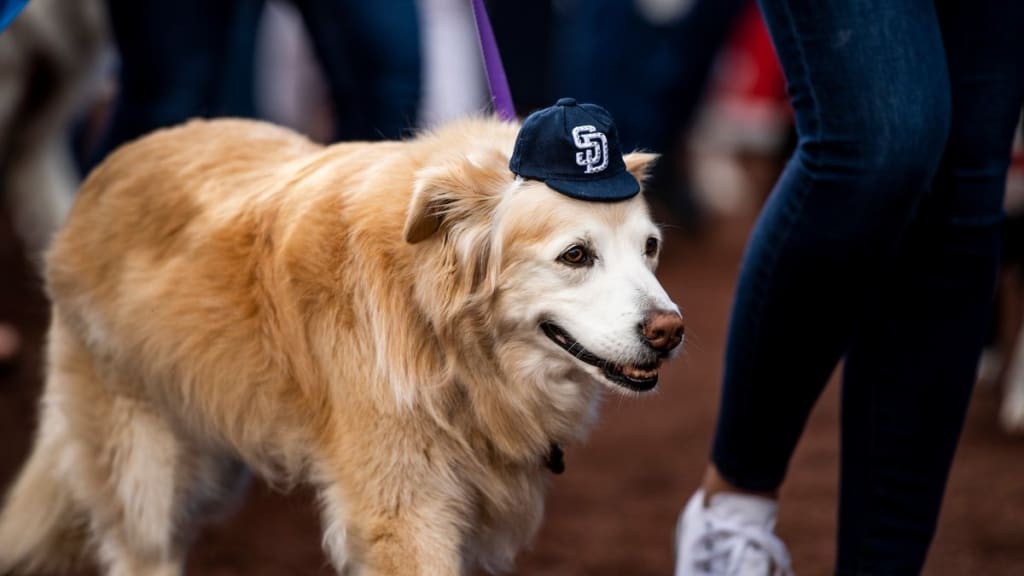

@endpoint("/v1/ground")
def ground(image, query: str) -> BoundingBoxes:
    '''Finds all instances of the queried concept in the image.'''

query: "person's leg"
[295,0,420,141]
[677,5,950,573]
[837,1,1024,573]
[708,0,950,494]
[91,0,262,164]
[488,0,553,114]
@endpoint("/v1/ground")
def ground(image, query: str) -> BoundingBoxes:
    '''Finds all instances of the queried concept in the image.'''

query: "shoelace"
[690,518,794,576]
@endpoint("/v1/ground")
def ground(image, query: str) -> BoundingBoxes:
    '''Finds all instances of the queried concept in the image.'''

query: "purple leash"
[470,0,517,121]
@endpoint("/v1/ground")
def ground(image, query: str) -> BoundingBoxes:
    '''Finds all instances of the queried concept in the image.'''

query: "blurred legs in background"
[552,0,747,232]
[289,0,420,141]
[92,0,262,165]
[93,0,421,167]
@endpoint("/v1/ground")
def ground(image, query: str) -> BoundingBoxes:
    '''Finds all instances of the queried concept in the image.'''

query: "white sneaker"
[674,489,793,576]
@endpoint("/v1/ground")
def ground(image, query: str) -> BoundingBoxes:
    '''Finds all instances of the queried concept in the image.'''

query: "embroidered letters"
[572,125,609,174]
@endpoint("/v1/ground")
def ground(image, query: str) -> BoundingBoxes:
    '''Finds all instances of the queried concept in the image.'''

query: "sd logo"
[572,125,609,174]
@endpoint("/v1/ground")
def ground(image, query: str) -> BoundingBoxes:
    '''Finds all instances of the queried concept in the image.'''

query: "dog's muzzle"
[540,322,663,391]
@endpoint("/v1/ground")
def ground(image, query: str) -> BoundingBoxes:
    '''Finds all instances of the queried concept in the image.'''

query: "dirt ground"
[1,203,1022,575]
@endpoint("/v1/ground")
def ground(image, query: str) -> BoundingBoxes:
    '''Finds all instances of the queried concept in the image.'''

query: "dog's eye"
[645,237,660,257]
[559,245,591,267]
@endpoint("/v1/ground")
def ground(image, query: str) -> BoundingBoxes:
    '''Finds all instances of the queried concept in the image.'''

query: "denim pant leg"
[711,0,950,492]
[294,0,420,141]
[92,0,262,166]
[837,1,1024,573]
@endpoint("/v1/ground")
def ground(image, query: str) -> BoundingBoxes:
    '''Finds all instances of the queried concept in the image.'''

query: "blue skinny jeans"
[710,0,1024,573]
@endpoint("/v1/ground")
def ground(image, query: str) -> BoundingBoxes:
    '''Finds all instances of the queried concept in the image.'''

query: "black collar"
[544,443,565,474]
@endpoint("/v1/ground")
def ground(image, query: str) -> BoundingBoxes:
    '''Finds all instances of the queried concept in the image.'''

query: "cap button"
[555,97,577,107]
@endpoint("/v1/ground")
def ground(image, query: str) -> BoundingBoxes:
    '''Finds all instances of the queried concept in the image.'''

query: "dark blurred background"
[0,0,1022,573]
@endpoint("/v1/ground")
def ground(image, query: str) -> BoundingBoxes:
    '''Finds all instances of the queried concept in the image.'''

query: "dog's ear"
[404,149,510,244]
[404,171,449,244]
[624,152,660,186]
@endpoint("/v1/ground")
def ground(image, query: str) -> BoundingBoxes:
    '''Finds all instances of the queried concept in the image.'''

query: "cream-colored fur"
[0,116,679,575]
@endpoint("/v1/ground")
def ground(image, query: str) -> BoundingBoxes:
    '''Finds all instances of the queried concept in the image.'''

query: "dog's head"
[403,126,682,399]
[494,162,683,394]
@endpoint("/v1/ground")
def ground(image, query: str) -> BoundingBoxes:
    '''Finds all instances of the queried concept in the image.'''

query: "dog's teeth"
[621,365,658,379]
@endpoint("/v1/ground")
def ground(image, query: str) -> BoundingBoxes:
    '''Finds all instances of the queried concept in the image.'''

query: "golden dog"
[0,117,682,575]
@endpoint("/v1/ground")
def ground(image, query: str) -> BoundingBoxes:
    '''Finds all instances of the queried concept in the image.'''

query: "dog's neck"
[399,261,595,475]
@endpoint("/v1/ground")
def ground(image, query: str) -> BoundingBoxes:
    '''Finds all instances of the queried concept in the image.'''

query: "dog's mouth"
[540,322,660,392]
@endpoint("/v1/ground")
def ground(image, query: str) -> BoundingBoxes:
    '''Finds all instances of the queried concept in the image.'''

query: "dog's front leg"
[320,484,469,576]
[360,514,466,576]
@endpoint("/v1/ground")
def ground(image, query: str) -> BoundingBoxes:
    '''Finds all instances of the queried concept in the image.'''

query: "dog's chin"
[540,322,661,393]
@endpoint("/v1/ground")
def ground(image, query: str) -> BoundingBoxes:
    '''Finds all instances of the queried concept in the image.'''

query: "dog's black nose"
[642,310,684,352]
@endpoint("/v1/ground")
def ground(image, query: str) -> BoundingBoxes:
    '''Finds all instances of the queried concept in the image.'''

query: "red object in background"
[702,1,790,151]
[714,1,787,110]
[1004,126,1024,214]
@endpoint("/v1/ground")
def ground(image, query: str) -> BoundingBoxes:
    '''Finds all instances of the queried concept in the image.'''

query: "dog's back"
[46,119,333,462]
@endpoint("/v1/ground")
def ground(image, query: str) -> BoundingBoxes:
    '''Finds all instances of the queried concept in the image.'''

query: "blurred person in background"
[489,0,790,235]
[0,0,107,364]
[253,0,490,140]
[0,0,491,366]
[90,0,421,167]
[980,119,1024,433]
[673,1,1024,575]
[1,0,490,364]
[551,0,749,233]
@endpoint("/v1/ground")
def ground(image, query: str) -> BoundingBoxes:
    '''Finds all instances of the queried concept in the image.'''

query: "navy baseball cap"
[509,98,639,202]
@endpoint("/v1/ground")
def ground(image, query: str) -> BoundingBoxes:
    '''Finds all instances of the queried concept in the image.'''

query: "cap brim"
[543,170,640,202]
